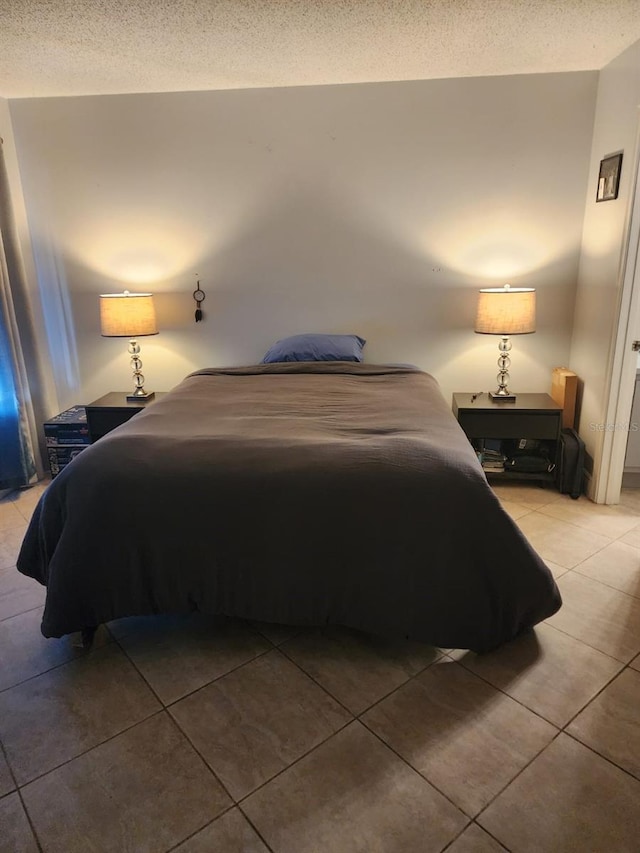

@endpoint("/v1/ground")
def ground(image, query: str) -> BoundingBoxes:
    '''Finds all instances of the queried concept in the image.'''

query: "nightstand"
[85,392,166,442]
[452,392,562,483]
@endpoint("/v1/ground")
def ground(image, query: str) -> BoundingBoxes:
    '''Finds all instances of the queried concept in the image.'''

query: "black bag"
[556,428,585,499]
[506,455,554,474]
[503,438,554,474]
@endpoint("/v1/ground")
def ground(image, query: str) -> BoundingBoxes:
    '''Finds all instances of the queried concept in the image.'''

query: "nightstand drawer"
[458,412,560,440]
[86,408,139,441]
[86,392,167,442]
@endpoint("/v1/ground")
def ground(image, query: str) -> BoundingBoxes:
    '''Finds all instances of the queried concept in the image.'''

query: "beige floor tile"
[490,483,562,509]
[446,823,507,853]
[0,747,15,797]
[516,512,610,569]
[0,525,27,572]
[499,500,532,521]
[567,668,640,780]
[243,722,466,853]
[173,808,270,852]
[574,540,640,599]
[547,572,640,662]
[362,659,555,817]
[0,607,109,693]
[0,792,39,853]
[0,567,45,623]
[21,713,231,853]
[281,626,441,715]
[9,483,49,522]
[632,654,640,672]
[171,649,351,799]
[620,519,640,550]
[0,644,161,785]
[544,559,568,579]
[538,496,640,539]
[452,623,623,727]
[618,488,640,514]
[0,502,25,532]
[479,734,640,852]
[115,614,269,704]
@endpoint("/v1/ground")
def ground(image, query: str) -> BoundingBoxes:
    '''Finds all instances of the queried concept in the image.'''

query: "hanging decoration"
[193,277,206,322]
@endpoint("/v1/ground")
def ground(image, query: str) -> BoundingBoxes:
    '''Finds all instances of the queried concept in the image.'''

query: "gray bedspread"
[17,363,561,651]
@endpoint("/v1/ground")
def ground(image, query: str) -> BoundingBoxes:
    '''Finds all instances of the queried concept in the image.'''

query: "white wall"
[570,39,640,492]
[9,72,596,410]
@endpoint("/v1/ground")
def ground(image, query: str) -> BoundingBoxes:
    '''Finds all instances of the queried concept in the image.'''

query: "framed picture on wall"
[596,152,623,202]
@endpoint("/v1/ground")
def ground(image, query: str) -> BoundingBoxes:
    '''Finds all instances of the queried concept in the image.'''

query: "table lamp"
[474,283,536,401]
[100,291,158,401]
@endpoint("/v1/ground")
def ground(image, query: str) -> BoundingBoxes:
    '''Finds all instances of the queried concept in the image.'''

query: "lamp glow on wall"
[100,291,158,401]
[474,284,536,401]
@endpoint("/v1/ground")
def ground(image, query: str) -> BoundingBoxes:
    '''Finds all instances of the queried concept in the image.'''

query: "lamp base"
[126,390,155,403]
[489,391,516,402]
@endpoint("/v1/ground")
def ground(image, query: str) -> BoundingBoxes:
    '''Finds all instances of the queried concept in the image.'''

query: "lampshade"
[474,284,536,336]
[100,291,158,338]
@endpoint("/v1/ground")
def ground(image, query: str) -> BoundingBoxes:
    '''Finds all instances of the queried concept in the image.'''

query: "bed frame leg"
[76,626,97,649]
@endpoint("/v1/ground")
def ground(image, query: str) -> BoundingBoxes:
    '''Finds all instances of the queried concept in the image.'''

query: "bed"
[17,361,561,652]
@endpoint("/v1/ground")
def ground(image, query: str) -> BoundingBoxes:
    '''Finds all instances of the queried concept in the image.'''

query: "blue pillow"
[261,333,366,363]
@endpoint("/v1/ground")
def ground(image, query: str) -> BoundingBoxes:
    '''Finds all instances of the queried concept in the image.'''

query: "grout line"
[162,803,277,853]
[472,729,565,826]
[16,786,45,853]
[357,714,473,821]
[449,650,566,731]
[0,738,20,798]
[571,564,640,601]
[540,617,638,665]
[439,820,511,852]
[231,717,354,805]
[562,727,640,786]
[117,636,275,710]
[162,808,236,853]
[0,739,44,853]
[235,805,279,853]
[169,683,354,805]
[357,654,563,824]
[559,666,629,732]
[163,638,448,815]
[11,709,166,792]
[0,627,116,696]
[276,640,378,718]
[0,602,45,626]
[159,711,238,822]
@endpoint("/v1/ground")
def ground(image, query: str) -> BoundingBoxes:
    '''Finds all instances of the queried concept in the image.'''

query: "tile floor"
[1,480,640,852]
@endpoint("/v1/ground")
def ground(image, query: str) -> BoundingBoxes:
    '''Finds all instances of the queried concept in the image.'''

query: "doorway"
[599,121,640,504]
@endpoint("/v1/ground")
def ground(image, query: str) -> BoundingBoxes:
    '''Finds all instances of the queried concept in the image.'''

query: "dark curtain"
[0,141,36,490]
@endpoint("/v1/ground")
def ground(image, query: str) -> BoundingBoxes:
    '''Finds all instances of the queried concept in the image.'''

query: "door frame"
[597,111,640,504]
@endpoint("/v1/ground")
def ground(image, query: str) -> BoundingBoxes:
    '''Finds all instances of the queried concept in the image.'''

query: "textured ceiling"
[1,0,640,99]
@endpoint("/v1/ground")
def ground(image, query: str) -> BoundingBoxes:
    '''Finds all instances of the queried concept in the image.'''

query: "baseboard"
[622,471,640,488]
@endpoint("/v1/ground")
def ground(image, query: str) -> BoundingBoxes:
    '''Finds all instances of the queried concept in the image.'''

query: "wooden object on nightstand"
[85,392,166,442]
[452,392,562,483]
[550,367,578,429]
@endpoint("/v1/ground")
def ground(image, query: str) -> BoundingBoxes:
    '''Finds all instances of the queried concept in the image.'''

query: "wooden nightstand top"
[86,392,167,411]
[453,392,561,415]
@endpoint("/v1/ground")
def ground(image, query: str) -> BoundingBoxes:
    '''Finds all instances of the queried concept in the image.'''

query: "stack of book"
[477,448,506,473]
[44,406,90,477]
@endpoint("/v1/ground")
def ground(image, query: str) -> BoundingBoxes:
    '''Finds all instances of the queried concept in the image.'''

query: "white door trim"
[597,110,640,504]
